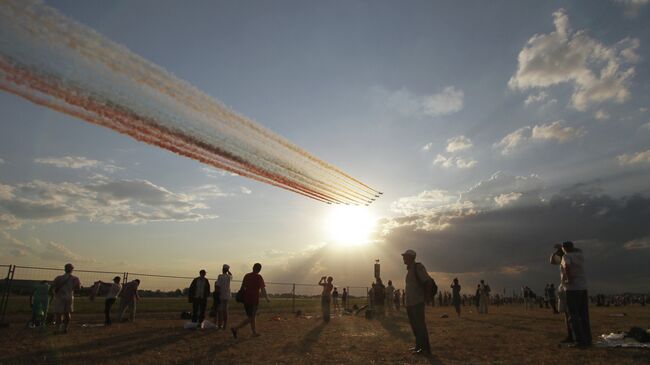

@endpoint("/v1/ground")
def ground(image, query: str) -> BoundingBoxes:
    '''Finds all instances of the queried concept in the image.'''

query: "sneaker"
[251,332,261,337]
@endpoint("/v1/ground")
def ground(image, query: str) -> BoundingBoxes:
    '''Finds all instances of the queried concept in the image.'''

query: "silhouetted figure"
[232,263,269,338]
[479,280,490,314]
[332,287,340,312]
[402,249,432,355]
[385,280,395,314]
[29,280,50,327]
[561,241,592,347]
[342,288,348,310]
[118,279,140,322]
[189,270,211,324]
[394,288,401,311]
[373,278,386,317]
[52,263,81,333]
[451,278,461,317]
[100,276,121,325]
[319,276,334,322]
[550,244,573,344]
[548,284,558,314]
[475,285,481,311]
[216,264,232,329]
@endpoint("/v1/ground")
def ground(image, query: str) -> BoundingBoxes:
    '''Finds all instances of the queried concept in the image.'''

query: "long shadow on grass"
[377,316,443,365]
[298,321,327,353]
[463,316,555,335]
[0,327,193,364]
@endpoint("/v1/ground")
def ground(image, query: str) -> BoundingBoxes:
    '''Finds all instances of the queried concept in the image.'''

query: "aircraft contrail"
[0,0,381,204]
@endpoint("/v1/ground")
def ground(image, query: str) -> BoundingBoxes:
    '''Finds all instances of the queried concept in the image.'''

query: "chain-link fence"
[0,264,370,324]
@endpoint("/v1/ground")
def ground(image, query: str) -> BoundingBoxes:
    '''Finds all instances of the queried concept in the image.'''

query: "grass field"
[0,300,648,364]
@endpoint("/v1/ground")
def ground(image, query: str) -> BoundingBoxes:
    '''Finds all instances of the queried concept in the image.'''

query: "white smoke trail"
[0,0,380,204]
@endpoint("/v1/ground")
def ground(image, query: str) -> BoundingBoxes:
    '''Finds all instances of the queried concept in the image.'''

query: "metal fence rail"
[0,263,370,324]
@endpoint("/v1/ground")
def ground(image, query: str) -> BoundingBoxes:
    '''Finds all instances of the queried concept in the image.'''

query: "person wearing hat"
[51,263,81,333]
[189,269,211,324]
[216,264,232,329]
[402,249,432,355]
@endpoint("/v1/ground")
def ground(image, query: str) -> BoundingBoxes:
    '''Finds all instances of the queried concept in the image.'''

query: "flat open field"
[0,301,649,365]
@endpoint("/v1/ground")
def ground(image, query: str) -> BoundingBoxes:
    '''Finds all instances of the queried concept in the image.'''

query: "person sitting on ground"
[231,263,269,338]
[51,263,81,334]
[118,279,140,323]
[319,276,334,322]
[189,269,211,324]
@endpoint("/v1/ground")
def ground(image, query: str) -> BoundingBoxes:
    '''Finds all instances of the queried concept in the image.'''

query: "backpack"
[415,263,438,300]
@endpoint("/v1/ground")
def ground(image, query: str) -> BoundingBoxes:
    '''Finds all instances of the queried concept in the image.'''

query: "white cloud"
[376,86,464,118]
[615,0,649,17]
[434,154,477,169]
[509,9,639,111]
[0,177,220,227]
[494,192,523,207]
[531,121,585,142]
[494,127,531,155]
[500,265,528,275]
[495,121,584,154]
[524,91,548,106]
[617,150,650,165]
[446,135,473,152]
[0,230,94,263]
[35,156,121,173]
[623,236,650,250]
[595,110,610,120]
[240,187,252,195]
[422,142,433,151]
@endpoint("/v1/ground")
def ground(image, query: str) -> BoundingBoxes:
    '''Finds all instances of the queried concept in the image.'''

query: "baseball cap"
[401,249,416,257]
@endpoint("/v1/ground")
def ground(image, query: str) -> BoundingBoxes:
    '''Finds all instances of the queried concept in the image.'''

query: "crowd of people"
[23,238,632,355]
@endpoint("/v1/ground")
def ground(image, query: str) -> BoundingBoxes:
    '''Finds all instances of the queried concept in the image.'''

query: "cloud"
[374,86,464,118]
[494,121,584,154]
[509,9,639,111]
[624,236,650,250]
[434,154,477,169]
[379,174,650,292]
[240,187,252,195]
[494,127,530,155]
[617,150,650,165]
[0,230,94,263]
[422,143,433,151]
[531,121,585,142]
[446,136,473,152]
[594,110,610,120]
[0,177,220,227]
[35,156,121,173]
[615,0,649,17]
[494,192,523,207]
[524,91,550,106]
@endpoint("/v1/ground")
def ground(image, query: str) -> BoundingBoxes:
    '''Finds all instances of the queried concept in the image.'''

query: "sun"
[325,205,376,246]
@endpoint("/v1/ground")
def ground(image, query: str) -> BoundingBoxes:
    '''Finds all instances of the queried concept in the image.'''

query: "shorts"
[53,297,73,313]
[244,304,258,317]
[218,299,229,311]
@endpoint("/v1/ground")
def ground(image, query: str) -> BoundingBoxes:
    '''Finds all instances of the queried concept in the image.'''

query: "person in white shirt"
[561,241,592,347]
[100,276,121,326]
[550,244,573,344]
[51,263,81,333]
[216,264,232,329]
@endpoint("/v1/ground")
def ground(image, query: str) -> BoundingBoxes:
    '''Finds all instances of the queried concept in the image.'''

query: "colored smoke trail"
[0,0,381,205]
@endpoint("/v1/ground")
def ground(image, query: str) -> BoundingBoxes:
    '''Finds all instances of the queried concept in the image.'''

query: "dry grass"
[0,304,648,364]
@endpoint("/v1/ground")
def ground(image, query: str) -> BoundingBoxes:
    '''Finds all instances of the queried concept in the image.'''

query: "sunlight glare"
[325,205,376,246]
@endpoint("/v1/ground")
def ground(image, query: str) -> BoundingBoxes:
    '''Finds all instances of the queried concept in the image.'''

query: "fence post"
[123,272,128,285]
[0,265,16,327]
[291,283,296,313]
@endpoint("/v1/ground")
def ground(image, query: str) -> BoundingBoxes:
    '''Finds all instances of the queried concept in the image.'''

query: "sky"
[1,0,649,294]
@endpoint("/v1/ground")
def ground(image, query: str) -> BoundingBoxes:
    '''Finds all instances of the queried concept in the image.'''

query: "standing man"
[318,276,334,322]
[385,280,395,314]
[451,278,461,318]
[101,276,121,326]
[402,249,432,356]
[189,270,211,324]
[231,263,269,338]
[479,280,490,314]
[341,288,348,311]
[561,241,592,347]
[118,279,140,322]
[550,244,573,344]
[51,263,81,334]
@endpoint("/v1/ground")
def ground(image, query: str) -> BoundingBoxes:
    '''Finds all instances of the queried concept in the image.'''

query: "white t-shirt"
[216,274,231,300]
[561,251,587,291]
[107,283,121,299]
[53,273,80,300]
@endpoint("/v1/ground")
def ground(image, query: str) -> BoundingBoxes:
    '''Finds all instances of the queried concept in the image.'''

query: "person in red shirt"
[231,263,269,338]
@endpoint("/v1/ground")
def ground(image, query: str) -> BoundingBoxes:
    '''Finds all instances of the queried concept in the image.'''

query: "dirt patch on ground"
[0,305,649,364]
